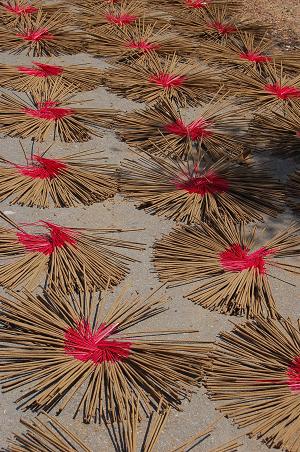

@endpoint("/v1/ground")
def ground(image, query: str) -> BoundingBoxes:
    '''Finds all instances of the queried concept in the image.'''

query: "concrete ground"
[0,9,299,452]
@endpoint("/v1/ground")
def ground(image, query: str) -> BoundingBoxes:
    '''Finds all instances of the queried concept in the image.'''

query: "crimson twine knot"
[105,13,137,26]
[3,3,37,14]
[17,61,64,77]
[164,118,212,140]
[185,0,209,8]
[15,155,67,179]
[64,321,132,364]
[208,21,237,35]
[22,101,74,120]
[264,83,300,100]
[17,222,78,255]
[219,244,276,274]
[16,28,54,41]
[174,169,229,195]
[239,51,272,63]
[149,72,187,88]
[126,39,159,52]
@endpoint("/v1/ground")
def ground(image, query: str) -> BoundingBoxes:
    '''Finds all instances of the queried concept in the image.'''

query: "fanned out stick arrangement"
[120,154,284,224]
[0,0,69,26]
[0,216,142,291]
[153,220,300,318]
[227,64,300,112]
[0,61,104,92]
[172,5,268,42]
[0,286,209,422]
[0,82,117,142]
[87,22,196,61]
[0,148,117,208]
[116,97,248,160]
[104,53,221,106]
[199,33,299,74]
[287,170,300,213]
[0,0,39,25]
[76,0,147,30]
[5,413,91,452]
[205,316,300,452]
[0,10,84,56]
[198,32,274,72]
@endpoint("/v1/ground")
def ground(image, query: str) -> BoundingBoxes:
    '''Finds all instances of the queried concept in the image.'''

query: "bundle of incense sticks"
[0,216,143,291]
[0,81,117,142]
[0,285,210,422]
[0,10,84,56]
[120,154,284,224]
[0,61,104,92]
[0,148,118,208]
[153,220,300,318]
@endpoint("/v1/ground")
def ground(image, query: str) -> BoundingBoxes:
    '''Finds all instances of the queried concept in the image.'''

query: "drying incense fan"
[0,286,209,422]
[198,32,274,72]
[116,98,248,160]
[76,0,167,31]
[104,53,221,106]
[120,154,284,224]
[76,0,144,30]
[287,170,300,213]
[205,316,300,452]
[0,10,84,56]
[0,0,38,24]
[0,61,104,93]
[0,217,142,291]
[248,102,300,155]
[153,220,300,318]
[0,148,117,208]
[87,21,195,61]
[0,0,68,25]
[6,413,91,452]
[172,6,268,42]
[0,82,117,142]
[227,64,300,112]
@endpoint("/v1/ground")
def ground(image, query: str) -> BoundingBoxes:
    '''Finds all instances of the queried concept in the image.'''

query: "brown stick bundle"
[87,21,196,61]
[198,32,275,73]
[0,286,209,422]
[120,154,284,224]
[248,102,300,155]
[6,413,91,451]
[226,63,300,112]
[0,61,104,93]
[76,0,168,31]
[0,9,84,56]
[153,220,300,318]
[116,97,248,160]
[0,148,117,208]
[103,53,222,106]
[172,6,268,42]
[287,170,300,213]
[0,81,117,142]
[0,1,69,26]
[205,316,300,452]
[0,217,143,291]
